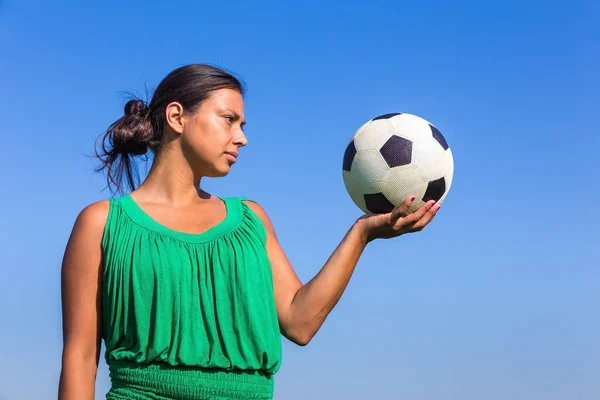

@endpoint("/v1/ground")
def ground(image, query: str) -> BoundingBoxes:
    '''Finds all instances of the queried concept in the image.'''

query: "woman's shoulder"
[225,195,265,217]
[72,200,112,232]
[230,197,276,236]
[239,198,267,218]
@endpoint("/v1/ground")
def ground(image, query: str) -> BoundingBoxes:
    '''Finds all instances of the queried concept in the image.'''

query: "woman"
[58,64,440,400]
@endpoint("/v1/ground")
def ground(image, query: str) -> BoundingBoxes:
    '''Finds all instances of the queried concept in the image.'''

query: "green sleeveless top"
[100,194,282,379]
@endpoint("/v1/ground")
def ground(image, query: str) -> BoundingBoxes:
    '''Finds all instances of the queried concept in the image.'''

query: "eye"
[224,115,234,123]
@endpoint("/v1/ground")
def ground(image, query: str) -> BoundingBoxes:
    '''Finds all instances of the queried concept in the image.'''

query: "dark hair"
[95,64,245,194]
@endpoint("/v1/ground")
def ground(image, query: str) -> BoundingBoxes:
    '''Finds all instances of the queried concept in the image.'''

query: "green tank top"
[100,194,282,395]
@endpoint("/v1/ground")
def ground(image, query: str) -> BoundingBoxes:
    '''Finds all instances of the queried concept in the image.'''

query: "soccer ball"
[342,113,454,214]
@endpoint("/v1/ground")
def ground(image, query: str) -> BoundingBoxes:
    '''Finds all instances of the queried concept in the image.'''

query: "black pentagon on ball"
[430,124,449,150]
[364,192,395,214]
[380,135,412,168]
[342,140,357,172]
[422,177,446,203]
[372,112,402,121]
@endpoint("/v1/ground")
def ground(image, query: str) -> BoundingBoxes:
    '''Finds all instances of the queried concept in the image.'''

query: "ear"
[165,102,185,135]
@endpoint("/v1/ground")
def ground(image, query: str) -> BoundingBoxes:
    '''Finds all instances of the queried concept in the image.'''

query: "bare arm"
[58,201,109,400]
[245,197,439,346]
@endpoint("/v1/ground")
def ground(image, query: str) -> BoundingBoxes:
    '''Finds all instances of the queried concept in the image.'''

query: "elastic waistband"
[107,361,274,400]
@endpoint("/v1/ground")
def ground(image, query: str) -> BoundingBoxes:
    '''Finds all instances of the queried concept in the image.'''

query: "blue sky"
[1,0,598,398]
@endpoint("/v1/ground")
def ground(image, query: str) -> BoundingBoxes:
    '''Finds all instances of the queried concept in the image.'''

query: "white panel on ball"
[342,149,389,212]
[443,150,455,189]
[382,165,428,213]
[388,113,431,141]
[349,149,391,184]
[353,120,394,151]
[411,139,447,179]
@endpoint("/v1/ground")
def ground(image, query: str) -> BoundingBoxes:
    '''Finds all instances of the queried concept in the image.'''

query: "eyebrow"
[225,109,246,128]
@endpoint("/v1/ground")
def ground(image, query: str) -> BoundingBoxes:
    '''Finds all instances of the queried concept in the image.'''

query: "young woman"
[58,64,440,400]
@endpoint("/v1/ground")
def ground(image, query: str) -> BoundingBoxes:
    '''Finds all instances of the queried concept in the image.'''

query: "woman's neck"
[134,151,208,206]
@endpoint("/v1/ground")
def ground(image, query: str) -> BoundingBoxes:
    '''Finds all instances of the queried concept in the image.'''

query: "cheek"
[183,123,226,157]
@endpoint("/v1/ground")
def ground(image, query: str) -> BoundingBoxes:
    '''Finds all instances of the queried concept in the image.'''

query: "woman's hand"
[356,196,441,242]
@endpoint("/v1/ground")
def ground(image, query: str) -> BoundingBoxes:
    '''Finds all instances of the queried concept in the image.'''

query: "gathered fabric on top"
[100,194,282,378]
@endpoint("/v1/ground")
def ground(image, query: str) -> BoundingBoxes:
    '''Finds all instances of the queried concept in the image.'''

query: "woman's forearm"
[286,220,369,344]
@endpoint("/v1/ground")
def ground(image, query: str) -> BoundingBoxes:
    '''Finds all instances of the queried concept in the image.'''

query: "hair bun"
[124,99,148,117]
[107,99,153,156]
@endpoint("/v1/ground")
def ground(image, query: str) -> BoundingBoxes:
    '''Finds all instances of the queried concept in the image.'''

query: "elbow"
[290,336,311,347]
[59,348,100,399]
[282,309,326,346]
[293,336,311,347]
[285,328,316,347]
[61,345,101,374]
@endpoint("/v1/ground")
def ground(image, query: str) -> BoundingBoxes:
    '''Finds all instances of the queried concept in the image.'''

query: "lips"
[225,151,238,163]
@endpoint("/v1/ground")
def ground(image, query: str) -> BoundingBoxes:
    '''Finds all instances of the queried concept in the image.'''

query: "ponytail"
[95,98,159,194]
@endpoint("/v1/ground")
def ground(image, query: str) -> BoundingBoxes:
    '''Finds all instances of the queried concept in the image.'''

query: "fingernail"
[410,196,415,201]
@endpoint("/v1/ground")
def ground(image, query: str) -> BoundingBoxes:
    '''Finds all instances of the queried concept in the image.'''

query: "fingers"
[390,195,415,220]
[392,199,438,231]
[409,201,440,231]
[406,199,436,223]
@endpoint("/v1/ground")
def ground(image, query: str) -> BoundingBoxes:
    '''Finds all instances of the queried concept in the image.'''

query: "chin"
[197,158,234,178]
[215,170,231,177]
[207,164,232,178]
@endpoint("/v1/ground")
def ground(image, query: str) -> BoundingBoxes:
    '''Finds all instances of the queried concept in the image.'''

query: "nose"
[234,128,248,147]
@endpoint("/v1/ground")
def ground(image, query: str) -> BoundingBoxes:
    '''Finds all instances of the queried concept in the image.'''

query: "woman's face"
[178,88,247,177]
